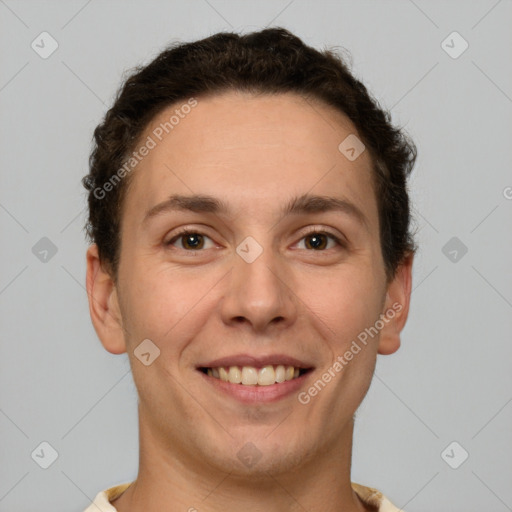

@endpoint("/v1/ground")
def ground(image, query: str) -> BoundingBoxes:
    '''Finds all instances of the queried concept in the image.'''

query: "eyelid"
[295,226,346,249]
[165,225,347,251]
[165,227,216,249]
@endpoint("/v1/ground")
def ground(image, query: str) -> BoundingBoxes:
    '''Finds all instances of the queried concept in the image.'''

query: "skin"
[86,90,413,512]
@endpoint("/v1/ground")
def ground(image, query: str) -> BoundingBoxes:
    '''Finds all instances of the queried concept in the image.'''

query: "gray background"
[1,1,511,511]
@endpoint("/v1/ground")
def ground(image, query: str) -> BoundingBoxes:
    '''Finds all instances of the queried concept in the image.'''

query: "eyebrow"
[142,193,369,229]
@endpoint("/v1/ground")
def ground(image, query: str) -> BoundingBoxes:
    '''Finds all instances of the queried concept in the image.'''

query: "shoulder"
[83,482,132,512]
[351,482,405,512]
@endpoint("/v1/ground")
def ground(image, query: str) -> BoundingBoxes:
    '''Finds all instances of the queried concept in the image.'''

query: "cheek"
[119,259,219,352]
[302,264,384,345]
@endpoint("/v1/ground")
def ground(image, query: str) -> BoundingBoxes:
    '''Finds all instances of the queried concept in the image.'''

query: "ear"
[377,252,414,355]
[86,244,127,354]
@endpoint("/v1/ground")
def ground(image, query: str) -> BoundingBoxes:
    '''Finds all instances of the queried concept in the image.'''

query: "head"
[83,28,416,477]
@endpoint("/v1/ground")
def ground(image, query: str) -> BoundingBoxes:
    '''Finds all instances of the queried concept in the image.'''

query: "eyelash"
[165,227,345,252]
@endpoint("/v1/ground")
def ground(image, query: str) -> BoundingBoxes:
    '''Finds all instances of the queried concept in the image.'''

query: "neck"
[112,413,368,512]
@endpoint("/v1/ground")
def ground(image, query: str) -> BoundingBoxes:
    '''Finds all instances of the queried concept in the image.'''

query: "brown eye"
[298,231,342,251]
[166,230,214,251]
[304,233,328,250]
[181,233,204,250]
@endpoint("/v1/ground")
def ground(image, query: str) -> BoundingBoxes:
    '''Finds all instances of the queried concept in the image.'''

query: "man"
[83,27,416,512]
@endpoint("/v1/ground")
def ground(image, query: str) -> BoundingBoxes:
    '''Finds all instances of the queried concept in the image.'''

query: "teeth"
[275,365,286,383]
[241,366,258,385]
[257,365,275,386]
[228,365,242,383]
[206,364,305,385]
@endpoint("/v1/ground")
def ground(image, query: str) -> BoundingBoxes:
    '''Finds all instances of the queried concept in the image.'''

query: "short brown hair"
[82,27,417,281]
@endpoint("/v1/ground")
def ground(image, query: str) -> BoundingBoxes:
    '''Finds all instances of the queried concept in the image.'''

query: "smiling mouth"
[199,365,312,386]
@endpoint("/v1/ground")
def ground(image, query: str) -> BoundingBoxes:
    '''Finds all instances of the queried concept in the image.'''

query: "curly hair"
[82,27,417,282]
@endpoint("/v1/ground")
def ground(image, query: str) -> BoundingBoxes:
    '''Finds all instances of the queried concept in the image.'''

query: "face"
[87,91,412,478]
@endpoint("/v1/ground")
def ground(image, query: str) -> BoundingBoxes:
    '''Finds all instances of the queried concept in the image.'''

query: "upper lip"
[198,354,314,369]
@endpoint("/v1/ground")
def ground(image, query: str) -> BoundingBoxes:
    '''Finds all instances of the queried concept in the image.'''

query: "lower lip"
[199,370,312,404]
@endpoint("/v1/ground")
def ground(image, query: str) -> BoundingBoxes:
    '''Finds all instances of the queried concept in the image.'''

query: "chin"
[200,431,319,480]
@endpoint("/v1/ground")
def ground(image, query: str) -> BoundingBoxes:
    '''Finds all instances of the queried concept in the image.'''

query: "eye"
[296,229,344,251]
[165,227,345,252]
[166,229,215,251]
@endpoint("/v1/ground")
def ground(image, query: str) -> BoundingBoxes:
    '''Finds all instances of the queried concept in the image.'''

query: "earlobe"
[377,252,414,355]
[86,244,127,355]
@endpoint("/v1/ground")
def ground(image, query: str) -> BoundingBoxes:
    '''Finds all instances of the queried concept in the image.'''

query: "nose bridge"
[220,233,296,330]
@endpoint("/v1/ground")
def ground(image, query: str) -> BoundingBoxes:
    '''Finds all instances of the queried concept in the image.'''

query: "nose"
[220,239,298,334]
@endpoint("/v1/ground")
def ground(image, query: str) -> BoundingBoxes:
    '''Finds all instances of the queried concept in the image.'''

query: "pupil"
[308,234,326,250]
[185,234,202,249]
[182,233,327,250]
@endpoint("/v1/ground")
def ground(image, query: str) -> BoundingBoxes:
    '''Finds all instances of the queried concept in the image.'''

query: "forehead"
[124,91,377,227]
